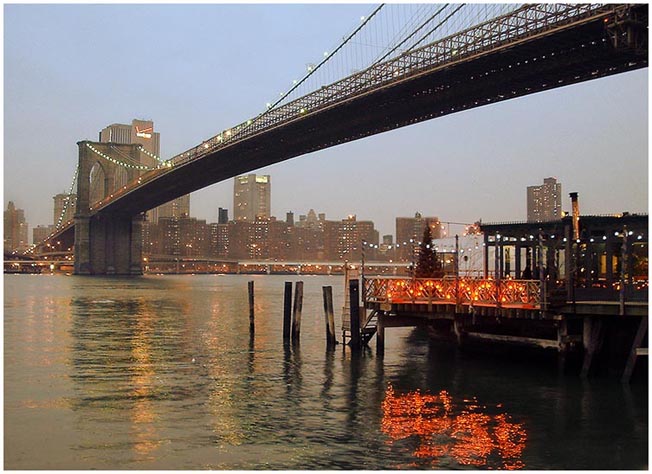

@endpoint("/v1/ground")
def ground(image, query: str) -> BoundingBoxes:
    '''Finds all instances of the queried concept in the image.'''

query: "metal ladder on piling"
[360,309,380,346]
[342,308,380,346]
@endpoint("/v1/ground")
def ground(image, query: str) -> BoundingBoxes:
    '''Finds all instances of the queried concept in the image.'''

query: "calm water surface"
[4,274,648,469]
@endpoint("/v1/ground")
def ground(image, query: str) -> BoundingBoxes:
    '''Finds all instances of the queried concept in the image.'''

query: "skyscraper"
[98,119,190,222]
[4,201,28,251]
[218,207,229,224]
[233,174,271,221]
[527,177,562,222]
[395,213,441,261]
[53,193,76,227]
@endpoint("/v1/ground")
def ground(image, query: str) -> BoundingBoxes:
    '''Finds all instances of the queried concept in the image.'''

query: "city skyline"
[4,4,648,239]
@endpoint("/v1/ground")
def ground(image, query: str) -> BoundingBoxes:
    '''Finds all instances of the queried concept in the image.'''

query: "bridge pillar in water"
[73,140,144,275]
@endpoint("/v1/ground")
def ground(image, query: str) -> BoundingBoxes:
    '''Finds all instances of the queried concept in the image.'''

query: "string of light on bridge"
[86,143,157,171]
[137,145,173,167]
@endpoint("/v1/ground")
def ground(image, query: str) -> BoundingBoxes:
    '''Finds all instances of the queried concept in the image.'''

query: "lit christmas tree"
[415,225,443,278]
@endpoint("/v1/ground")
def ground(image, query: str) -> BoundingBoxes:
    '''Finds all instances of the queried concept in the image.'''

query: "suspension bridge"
[26,3,647,275]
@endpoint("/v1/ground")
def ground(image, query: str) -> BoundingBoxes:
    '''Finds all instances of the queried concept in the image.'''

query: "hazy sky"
[4,3,648,238]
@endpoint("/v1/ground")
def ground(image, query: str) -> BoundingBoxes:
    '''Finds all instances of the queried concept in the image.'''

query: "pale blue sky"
[4,3,648,238]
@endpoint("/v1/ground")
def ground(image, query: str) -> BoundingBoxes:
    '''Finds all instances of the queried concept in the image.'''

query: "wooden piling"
[581,316,604,378]
[322,286,336,348]
[349,279,361,350]
[376,312,385,354]
[283,281,292,343]
[292,281,304,344]
[248,280,255,333]
[622,315,648,383]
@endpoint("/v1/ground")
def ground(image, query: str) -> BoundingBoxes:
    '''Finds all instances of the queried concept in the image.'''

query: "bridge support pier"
[74,213,144,276]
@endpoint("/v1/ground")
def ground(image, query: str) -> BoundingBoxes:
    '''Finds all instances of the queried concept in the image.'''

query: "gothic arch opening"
[89,161,107,207]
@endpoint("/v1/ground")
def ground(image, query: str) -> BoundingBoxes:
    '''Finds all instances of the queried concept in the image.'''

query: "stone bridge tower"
[74,140,145,275]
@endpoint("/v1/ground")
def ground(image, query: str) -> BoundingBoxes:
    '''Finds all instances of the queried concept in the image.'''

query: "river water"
[4,274,648,470]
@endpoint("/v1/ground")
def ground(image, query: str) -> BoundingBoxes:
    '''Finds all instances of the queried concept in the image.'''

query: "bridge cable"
[404,3,466,53]
[261,4,384,115]
[54,165,79,232]
[85,143,156,171]
[371,3,450,67]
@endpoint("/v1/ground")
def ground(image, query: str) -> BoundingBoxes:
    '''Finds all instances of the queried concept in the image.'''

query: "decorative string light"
[86,143,155,171]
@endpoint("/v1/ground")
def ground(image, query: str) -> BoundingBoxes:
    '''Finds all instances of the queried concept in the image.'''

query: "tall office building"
[218,207,229,224]
[33,225,54,246]
[233,174,271,221]
[527,177,562,222]
[4,201,28,251]
[53,193,76,227]
[98,119,190,222]
[395,213,441,261]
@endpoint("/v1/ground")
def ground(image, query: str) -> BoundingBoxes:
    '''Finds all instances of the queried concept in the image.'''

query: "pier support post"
[322,286,337,348]
[622,315,647,383]
[283,282,292,343]
[376,312,385,354]
[248,280,255,333]
[453,314,466,347]
[349,279,361,350]
[292,281,304,344]
[557,317,569,372]
[581,316,604,378]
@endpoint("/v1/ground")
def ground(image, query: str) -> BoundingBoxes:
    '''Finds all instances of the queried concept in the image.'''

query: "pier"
[345,214,648,382]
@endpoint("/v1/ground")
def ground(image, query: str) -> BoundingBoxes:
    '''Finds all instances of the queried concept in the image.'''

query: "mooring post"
[349,279,361,350]
[581,316,604,378]
[322,286,337,348]
[283,281,292,343]
[292,281,304,344]
[376,312,385,354]
[248,280,255,333]
[621,315,647,383]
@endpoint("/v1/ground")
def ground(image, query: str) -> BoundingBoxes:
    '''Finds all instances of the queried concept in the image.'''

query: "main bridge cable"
[108,144,170,169]
[166,5,386,165]
[261,4,385,115]
[85,143,156,171]
[26,165,80,254]
[108,144,149,168]
[54,165,79,231]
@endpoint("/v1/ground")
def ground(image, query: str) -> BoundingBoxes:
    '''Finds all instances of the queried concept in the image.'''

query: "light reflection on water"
[381,385,526,469]
[4,274,648,470]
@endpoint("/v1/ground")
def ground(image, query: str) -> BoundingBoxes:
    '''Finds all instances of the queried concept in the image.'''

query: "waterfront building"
[233,174,271,221]
[395,213,442,261]
[53,193,76,227]
[324,215,378,261]
[292,224,324,261]
[99,119,190,223]
[4,201,29,251]
[269,219,293,260]
[480,212,648,293]
[32,225,54,246]
[527,177,562,222]
[209,223,230,259]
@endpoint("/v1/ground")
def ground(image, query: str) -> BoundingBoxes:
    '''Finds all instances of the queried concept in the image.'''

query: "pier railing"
[364,277,541,309]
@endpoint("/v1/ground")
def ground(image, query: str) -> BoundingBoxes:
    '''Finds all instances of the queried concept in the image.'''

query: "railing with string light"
[364,276,541,309]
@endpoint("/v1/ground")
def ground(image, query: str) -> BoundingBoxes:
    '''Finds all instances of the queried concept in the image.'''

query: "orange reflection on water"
[382,384,526,469]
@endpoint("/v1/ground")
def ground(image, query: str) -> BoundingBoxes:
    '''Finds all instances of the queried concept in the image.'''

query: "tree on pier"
[415,225,443,278]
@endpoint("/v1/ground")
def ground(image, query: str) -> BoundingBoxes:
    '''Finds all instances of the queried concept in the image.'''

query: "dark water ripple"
[4,274,648,470]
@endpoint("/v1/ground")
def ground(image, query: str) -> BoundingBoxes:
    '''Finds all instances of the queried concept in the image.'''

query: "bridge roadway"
[85,4,646,218]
